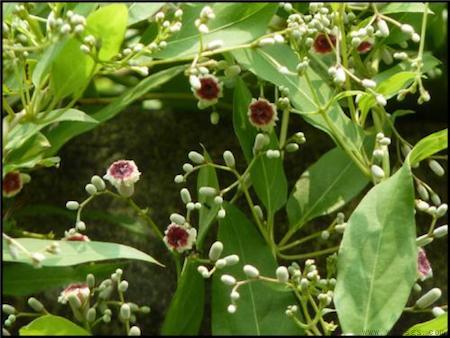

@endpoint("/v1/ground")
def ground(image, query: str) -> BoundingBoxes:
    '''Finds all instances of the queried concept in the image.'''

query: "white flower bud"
[253,205,264,220]
[376,94,387,106]
[129,326,141,336]
[102,314,111,323]
[286,143,299,152]
[195,202,202,209]
[189,75,201,90]
[31,252,46,268]
[215,258,227,269]
[433,225,448,238]
[188,151,205,164]
[68,293,82,309]
[2,305,16,315]
[174,174,185,183]
[27,297,44,312]
[209,241,224,261]
[199,186,217,197]
[223,150,235,168]
[401,24,414,35]
[214,196,223,205]
[276,266,289,283]
[393,52,408,60]
[379,137,391,146]
[224,65,241,78]
[198,24,209,33]
[60,24,71,34]
[180,188,192,204]
[182,163,194,173]
[436,203,448,217]
[221,274,237,286]
[335,222,347,233]
[334,66,346,84]
[91,175,106,191]
[415,288,442,309]
[120,303,131,320]
[85,183,97,195]
[362,79,376,88]
[87,308,96,323]
[155,12,164,21]
[274,34,285,43]
[416,184,429,201]
[278,66,289,74]
[86,273,95,288]
[321,230,330,240]
[253,133,269,152]
[66,201,79,210]
[175,9,183,18]
[416,234,433,247]
[197,265,209,278]
[416,200,430,211]
[371,165,385,179]
[76,221,86,231]
[227,304,237,314]
[411,33,421,43]
[119,281,129,292]
[186,202,195,211]
[74,24,84,34]
[428,160,445,177]
[377,19,389,37]
[217,208,226,219]
[223,255,239,266]
[169,213,186,225]
[431,307,445,317]
[431,193,441,206]
[258,37,275,46]
[243,264,260,278]
[206,39,224,50]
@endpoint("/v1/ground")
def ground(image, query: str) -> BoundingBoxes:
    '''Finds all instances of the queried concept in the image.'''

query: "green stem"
[278,245,340,260]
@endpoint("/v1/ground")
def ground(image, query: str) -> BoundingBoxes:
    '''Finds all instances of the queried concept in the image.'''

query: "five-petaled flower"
[163,223,197,253]
[192,75,223,109]
[357,41,373,54]
[417,248,433,281]
[58,283,90,304]
[3,171,23,198]
[313,33,336,54]
[104,160,141,197]
[248,98,278,131]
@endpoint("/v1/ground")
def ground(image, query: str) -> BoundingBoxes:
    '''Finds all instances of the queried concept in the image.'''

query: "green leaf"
[3,238,163,267]
[212,203,300,335]
[32,39,67,87]
[5,109,97,153]
[161,258,205,335]
[127,2,163,26]
[44,65,184,156]
[232,77,258,162]
[3,262,122,296]
[287,147,368,229]
[232,45,366,151]
[380,3,434,14]
[408,129,448,166]
[19,315,90,336]
[6,132,50,166]
[334,163,417,335]
[404,313,448,336]
[153,3,277,59]
[197,151,220,249]
[85,4,128,61]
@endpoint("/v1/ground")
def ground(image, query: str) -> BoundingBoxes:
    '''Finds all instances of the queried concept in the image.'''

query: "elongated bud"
[169,213,186,225]
[76,221,86,231]
[215,259,227,269]
[285,143,299,152]
[28,297,44,312]
[87,308,96,322]
[436,203,448,217]
[416,234,433,247]
[2,305,16,315]
[417,184,429,201]
[253,133,269,152]
[119,281,129,292]
[91,175,106,191]
[86,273,95,288]
[401,24,414,35]
[230,291,240,300]
[431,307,445,317]
[85,183,97,195]
[174,175,185,183]
[182,163,194,173]
[199,186,217,197]
[209,241,224,261]
[371,165,385,179]
[276,266,289,283]
[431,193,441,206]
[428,160,445,176]
[243,264,259,278]
[377,19,389,37]
[223,255,239,266]
[258,37,275,46]
[416,200,430,211]
[223,151,235,168]
[415,288,442,309]
[300,278,309,291]
[433,225,448,238]
[180,188,192,204]
[221,274,237,286]
[197,265,209,278]
[129,326,141,336]
[253,205,264,220]
[335,222,346,233]
[66,201,79,210]
[376,94,387,106]
[189,75,201,90]
[140,306,151,314]
[120,303,131,320]
[188,151,205,164]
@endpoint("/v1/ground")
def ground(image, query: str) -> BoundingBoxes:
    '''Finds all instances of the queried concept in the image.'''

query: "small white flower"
[376,94,387,106]
[361,79,376,88]
[163,224,197,253]
[333,66,346,84]
[58,283,90,304]
[104,160,141,197]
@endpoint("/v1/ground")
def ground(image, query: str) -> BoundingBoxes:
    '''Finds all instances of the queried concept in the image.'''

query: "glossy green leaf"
[380,3,434,14]
[128,3,163,26]
[232,77,258,162]
[5,109,97,153]
[19,315,90,336]
[197,151,220,248]
[45,65,184,156]
[3,262,122,296]
[287,147,368,229]
[334,163,417,335]
[404,313,448,336]
[3,238,163,267]
[154,3,277,59]
[85,4,128,61]
[32,39,67,87]
[408,129,448,166]
[232,45,366,151]
[6,132,50,166]
[161,258,205,335]
[212,203,300,335]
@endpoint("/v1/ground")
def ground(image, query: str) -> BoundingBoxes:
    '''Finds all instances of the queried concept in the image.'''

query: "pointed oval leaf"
[408,129,448,166]
[19,315,90,336]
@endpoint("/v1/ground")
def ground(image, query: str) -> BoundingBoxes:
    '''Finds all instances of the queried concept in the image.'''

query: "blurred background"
[2,3,448,335]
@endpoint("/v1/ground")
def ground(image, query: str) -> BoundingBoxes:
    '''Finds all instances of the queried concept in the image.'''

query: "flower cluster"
[197,241,240,279]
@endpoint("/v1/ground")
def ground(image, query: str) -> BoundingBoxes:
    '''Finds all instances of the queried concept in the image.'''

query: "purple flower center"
[313,33,336,54]
[418,248,431,277]
[109,161,134,179]
[196,77,220,100]
[357,41,372,54]
[249,100,274,126]
[166,225,189,248]
[3,172,21,194]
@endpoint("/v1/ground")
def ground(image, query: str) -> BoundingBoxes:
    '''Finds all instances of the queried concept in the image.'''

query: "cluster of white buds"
[257,33,286,47]
[415,198,448,219]
[296,56,310,76]
[195,6,215,33]
[285,304,299,317]
[2,304,17,329]
[279,2,293,12]
[197,241,240,278]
